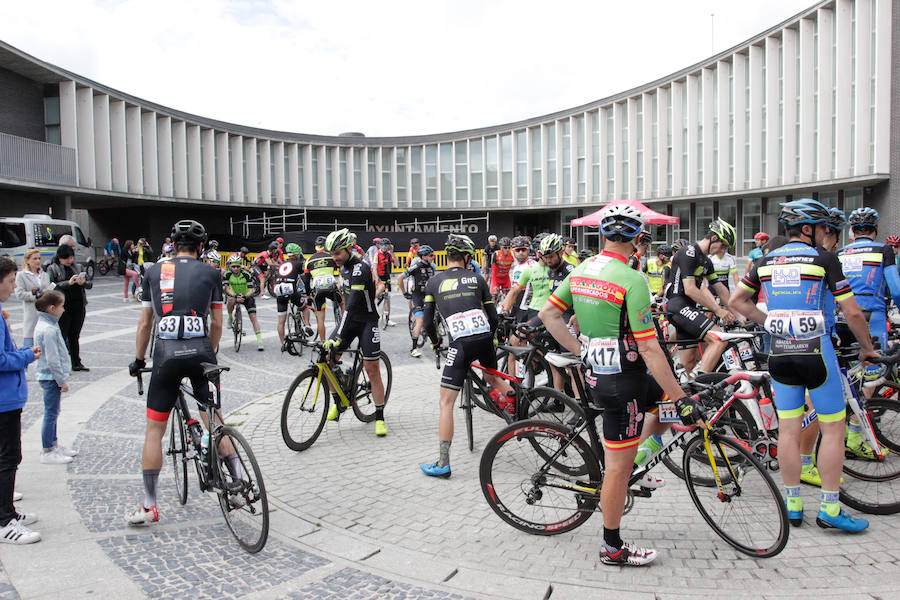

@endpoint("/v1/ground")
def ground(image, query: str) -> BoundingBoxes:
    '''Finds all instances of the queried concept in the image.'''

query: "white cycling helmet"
[599,204,644,241]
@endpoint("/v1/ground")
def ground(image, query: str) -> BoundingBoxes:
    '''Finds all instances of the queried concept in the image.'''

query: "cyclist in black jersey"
[420,234,512,478]
[397,245,436,358]
[664,219,738,374]
[127,220,242,526]
[273,244,311,350]
[322,229,388,437]
[303,236,343,342]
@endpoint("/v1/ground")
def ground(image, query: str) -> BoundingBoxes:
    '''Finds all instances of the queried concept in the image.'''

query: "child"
[33,291,77,464]
[0,257,41,544]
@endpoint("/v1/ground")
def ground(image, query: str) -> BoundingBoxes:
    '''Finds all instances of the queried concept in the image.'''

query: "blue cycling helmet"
[827,208,846,231]
[417,245,434,256]
[599,204,644,241]
[778,199,830,226]
[848,207,880,228]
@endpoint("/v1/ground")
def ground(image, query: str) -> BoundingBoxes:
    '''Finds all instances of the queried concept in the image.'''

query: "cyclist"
[203,249,222,275]
[538,203,704,566]
[238,246,252,269]
[200,239,218,262]
[507,236,536,323]
[304,236,343,343]
[627,230,651,271]
[481,234,499,287]
[374,238,398,329]
[748,231,769,261]
[252,242,278,299]
[365,237,382,266]
[274,243,311,350]
[729,199,877,532]
[322,229,388,436]
[664,219,738,374]
[562,236,579,266]
[489,237,514,301]
[104,237,121,258]
[887,235,900,267]
[836,207,900,459]
[398,245,436,358]
[223,253,264,351]
[709,244,739,302]
[348,232,364,260]
[420,234,512,478]
[643,245,672,298]
[127,220,241,525]
[407,238,420,267]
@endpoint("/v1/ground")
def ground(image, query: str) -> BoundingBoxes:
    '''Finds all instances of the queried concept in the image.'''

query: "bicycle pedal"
[630,487,653,498]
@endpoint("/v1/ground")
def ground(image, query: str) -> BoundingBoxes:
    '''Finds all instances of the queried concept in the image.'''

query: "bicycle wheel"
[169,405,189,505]
[461,378,475,452]
[333,301,343,326]
[518,386,585,429]
[479,419,602,535]
[682,433,789,558]
[351,352,393,422]
[214,426,269,553]
[827,398,900,515]
[233,305,242,353]
[281,368,329,451]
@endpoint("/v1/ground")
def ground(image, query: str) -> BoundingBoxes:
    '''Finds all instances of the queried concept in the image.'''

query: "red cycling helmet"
[753,232,769,241]
[886,235,900,246]
[275,237,284,244]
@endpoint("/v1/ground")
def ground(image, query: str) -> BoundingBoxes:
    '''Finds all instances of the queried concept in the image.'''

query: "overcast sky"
[2,0,816,137]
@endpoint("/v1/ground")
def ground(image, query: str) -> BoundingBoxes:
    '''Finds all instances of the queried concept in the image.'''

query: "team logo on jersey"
[439,279,460,293]
[278,262,293,276]
[771,266,801,288]
[570,277,625,305]
[626,351,638,362]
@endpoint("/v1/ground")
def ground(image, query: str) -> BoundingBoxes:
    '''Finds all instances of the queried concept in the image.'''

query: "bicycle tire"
[682,434,789,558]
[462,378,475,452]
[169,405,189,505]
[518,386,585,429]
[333,301,343,326]
[281,368,329,451]
[479,419,601,535]
[233,305,242,353]
[351,352,392,423]
[148,327,157,359]
[98,262,109,275]
[214,426,269,553]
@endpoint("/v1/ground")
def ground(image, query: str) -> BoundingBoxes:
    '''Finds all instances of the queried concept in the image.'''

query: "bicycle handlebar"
[134,367,153,396]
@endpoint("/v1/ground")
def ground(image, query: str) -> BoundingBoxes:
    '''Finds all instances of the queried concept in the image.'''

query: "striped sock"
[785,485,802,511]
[820,490,840,517]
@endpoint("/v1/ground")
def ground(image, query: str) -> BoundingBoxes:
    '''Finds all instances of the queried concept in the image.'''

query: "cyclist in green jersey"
[223,253,264,351]
[539,203,705,567]
[303,236,343,342]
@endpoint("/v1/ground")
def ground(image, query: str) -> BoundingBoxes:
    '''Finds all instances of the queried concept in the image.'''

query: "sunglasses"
[514,247,529,252]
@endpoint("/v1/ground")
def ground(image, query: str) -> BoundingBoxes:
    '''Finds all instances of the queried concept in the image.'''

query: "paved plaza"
[0,277,898,599]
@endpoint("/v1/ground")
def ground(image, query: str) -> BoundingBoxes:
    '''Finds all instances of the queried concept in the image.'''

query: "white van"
[0,214,95,277]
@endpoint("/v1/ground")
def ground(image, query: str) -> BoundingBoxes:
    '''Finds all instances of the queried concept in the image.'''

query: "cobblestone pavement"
[0,276,898,599]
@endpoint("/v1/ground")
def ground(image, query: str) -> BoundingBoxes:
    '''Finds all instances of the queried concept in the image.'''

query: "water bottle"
[187,421,203,449]
[758,397,777,431]
[200,432,210,458]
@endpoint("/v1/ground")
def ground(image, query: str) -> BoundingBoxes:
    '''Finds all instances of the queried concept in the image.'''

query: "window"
[325,148,334,203]
[396,148,407,207]
[546,123,557,204]
[353,148,362,206]
[607,107,615,197]
[311,148,319,202]
[650,94,658,197]
[339,148,348,204]
[425,144,437,206]
[440,143,453,204]
[561,120,572,202]
[471,139,483,205]
[485,137,498,205]
[43,96,61,144]
[674,204,691,242]
[410,146,422,205]
[742,198,761,256]
[635,98,644,196]
[718,199,738,251]
[381,148,391,205]
[591,111,601,200]
[515,131,527,203]
[366,149,375,204]
[0,223,26,248]
[455,141,468,203]
[73,226,88,246]
[843,189,863,246]
[501,134,513,204]
[530,128,541,201]
[695,202,714,238]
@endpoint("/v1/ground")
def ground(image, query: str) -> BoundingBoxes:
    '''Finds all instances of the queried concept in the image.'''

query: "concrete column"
[641,97,653,200]
[373,147,382,208]
[540,126,549,205]
[258,139,270,204]
[833,0,852,178]
[126,106,143,193]
[273,141,285,204]
[583,113,593,201]
[230,135,244,203]
[215,132,229,201]
[671,81,684,195]
[685,74,699,195]
[109,100,127,192]
[186,125,201,199]
[172,120,187,198]
[748,44,763,189]
[655,87,668,196]
[782,28,798,185]
[318,146,327,207]
[732,53,747,188]
[816,6,834,179]
[765,37,780,187]
[389,147,398,208]
[873,0,891,173]
[613,104,624,200]
[156,116,173,197]
[92,94,111,190]
[701,68,714,194]
[243,137,257,204]
[201,128,216,201]
[626,100,638,198]
[76,87,95,188]
[799,17,816,182]
[288,143,300,205]
[349,146,359,207]
[853,0,872,175]
[59,81,77,151]
[332,147,341,207]
[300,145,312,206]
[141,112,158,196]
[716,61,730,191]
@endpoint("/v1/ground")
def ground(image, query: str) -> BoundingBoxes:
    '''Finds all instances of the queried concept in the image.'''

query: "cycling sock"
[255,331,263,345]
[634,435,663,467]
[602,527,623,552]
[800,454,814,472]
[848,422,862,433]
[785,485,802,511]
[820,490,840,517]
[438,440,451,468]
[142,469,160,508]
[225,453,245,481]
[375,405,385,421]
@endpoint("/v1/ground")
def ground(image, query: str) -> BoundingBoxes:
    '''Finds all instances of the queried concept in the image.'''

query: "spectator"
[33,290,76,465]
[0,256,42,545]
[119,240,140,302]
[749,232,769,261]
[46,245,91,372]
[14,249,55,347]
[104,238,121,258]
[135,238,153,277]
[160,237,174,259]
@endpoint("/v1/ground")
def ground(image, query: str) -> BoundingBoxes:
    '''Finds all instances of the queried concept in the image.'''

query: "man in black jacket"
[47,245,92,371]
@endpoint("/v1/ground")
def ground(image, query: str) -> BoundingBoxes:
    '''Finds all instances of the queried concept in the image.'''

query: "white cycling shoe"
[634,472,665,489]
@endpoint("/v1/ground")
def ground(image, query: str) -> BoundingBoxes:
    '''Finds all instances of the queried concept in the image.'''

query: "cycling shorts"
[767,337,845,422]
[251,264,267,278]
[490,275,511,295]
[440,334,496,391]
[146,338,216,422]
[229,295,256,314]
[410,291,427,318]
[331,316,381,361]
[312,288,342,311]
[276,291,307,315]
[378,275,392,292]
[586,370,663,452]
[665,296,715,349]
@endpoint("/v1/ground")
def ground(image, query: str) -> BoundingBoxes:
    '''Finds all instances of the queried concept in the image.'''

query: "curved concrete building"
[0,0,895,254]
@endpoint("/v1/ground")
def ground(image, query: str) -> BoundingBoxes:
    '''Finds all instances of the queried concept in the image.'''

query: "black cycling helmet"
[511,235,530,249]
[577,249,594,261]
[657,245,673,258]
[848,207,880,228]
[564,236,577,246]
[239,246,249,254]
[499,236,511,248]
[208,239,219,248]
[674,238,690,249]
[315,235,326,246]
[171,220,207,245]
[418,244,434,256]
[410,238,420,245]
[268,241,279,252]
[778,198,831,227]
[444,234,476,255]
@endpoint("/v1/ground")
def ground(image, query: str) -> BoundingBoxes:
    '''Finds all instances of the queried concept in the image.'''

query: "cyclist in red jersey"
[490,237,514,298]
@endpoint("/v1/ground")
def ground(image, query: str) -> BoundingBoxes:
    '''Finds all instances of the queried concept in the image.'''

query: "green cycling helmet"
[284,242,301,256]
[325,229,353,252]
[539,233,564,255]
[708,218,736,249]
[444,233,476,255]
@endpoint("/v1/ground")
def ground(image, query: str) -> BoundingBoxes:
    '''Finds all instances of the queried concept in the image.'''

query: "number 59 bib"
[764,309,825,340]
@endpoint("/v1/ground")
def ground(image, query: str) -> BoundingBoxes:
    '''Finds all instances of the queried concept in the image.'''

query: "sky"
[1,0,817,138]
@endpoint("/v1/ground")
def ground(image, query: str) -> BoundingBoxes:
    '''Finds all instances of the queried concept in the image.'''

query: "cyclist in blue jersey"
[729,199,877,532]
[836,207,900,459]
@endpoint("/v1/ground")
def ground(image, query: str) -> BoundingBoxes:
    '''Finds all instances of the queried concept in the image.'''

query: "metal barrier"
[219,249,485,273]
[0,132,76,186]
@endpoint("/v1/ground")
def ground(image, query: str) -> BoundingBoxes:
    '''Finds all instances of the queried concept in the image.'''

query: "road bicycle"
[231,300,244,352]
[479,370,789,558]
[281,340,393,451]
[135,365,269,553]
[283,299,313,357]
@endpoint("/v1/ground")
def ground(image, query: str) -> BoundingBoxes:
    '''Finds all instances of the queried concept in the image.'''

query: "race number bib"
[274,282,295,297]
[722,347,741,371]
[841,255,864,273]
[764,309,825,340]
[313,275,335,290]
[445,309,490,340]
[157,315,205,340]
[581,336,621,375]
[658,402,680,423]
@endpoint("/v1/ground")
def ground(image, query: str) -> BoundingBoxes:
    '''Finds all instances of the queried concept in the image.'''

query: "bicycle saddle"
[544,352,581,368]
[708,330,757,342]
[500,344,535,358]
[201,362,231,380]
